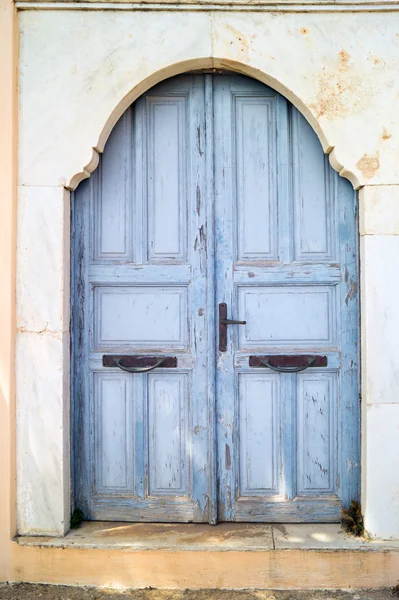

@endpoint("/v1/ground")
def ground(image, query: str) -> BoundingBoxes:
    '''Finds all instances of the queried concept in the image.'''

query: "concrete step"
[15,523,399,590]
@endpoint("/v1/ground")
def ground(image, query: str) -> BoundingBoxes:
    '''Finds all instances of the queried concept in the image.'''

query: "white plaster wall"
[16,6,399,538]
[18,10,399,190]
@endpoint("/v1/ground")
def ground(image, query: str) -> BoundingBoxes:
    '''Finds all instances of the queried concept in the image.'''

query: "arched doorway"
[72,72,359,524]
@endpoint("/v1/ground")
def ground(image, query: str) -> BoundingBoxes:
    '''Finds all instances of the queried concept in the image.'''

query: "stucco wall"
[17,10,399,191]
[2,0,399,583]
[0,0,17,582]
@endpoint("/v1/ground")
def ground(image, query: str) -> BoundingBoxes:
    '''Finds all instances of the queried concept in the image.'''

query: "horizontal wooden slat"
[91,499,197,523]
[233,263,341,285]
[89,263,192,284]
[235,497,342,523]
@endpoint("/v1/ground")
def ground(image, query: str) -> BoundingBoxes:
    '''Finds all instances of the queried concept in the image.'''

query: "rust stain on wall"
[310,49,365,119]
[339,49,350,68]
[356,153,380,180]
[382,128,392,141]
[224,24,250,60]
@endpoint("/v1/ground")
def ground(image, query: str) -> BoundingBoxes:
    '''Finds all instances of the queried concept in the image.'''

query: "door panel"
[147,96,187,261]
[238,285,337,347]
[93,285,188,348]
[73,75,213,522]
[292,110,336,261]
[238,373,281,496]
[214,74,359,522]
[148,373,188,496]
[93,372,134,495]
[73,73,359,524]
[235,96,278,261]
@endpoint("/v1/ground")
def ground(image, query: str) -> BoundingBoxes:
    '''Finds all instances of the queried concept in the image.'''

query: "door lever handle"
[220,319,247,325]
[219,303,246,352]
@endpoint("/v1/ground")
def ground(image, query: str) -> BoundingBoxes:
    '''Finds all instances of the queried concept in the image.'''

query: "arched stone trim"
[66,58,361,192]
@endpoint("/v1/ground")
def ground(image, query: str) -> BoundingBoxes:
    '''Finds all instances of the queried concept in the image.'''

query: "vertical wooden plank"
[336,171,360,507]
[72,175,92,518]
[204,73,217,524]
[186,74,212,522]
[214,74,237,521]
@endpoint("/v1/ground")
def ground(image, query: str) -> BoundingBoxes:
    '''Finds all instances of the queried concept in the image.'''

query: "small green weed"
[341,500,364,537]
[70,508,84,529]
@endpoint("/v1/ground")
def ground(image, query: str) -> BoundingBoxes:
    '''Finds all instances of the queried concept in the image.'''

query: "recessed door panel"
[238,373,280,496]
[147,96,187,261]
[93,110,133,261]
[296,372,338,495]
[93,372,134,495]
[93,286,188,349]
[238,285,337,348]
[148,373,189,496]
[235,96,278,261]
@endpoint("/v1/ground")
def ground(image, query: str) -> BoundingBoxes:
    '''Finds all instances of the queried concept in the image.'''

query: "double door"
[72,73,359,523]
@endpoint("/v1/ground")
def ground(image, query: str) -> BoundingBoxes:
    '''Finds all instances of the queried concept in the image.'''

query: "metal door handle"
[260,357,316,373]
[219,303,246,352]
[115,358,166,373]
[220,319,247,325]
[249,355,327,371]
[103,355,177,371]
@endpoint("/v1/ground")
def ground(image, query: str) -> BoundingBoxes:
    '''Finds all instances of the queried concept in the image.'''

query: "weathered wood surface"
[72,73,359,523]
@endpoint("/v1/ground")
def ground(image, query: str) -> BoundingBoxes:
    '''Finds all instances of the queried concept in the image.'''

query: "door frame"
[70,70,360,525]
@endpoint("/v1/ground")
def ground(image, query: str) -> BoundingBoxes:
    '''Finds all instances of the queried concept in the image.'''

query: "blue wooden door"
[73,75,215,522]
[72,73,359,523]
[213,75,359,522]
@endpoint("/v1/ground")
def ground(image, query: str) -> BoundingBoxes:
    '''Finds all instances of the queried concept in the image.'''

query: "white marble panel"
[16,331,70,536]
[361,235,399,404]
[363,404,399,539]
[17,186,69,334]
[359,185,399,235]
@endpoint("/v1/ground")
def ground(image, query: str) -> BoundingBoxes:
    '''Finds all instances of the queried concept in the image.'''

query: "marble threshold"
[15,522,399,552]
